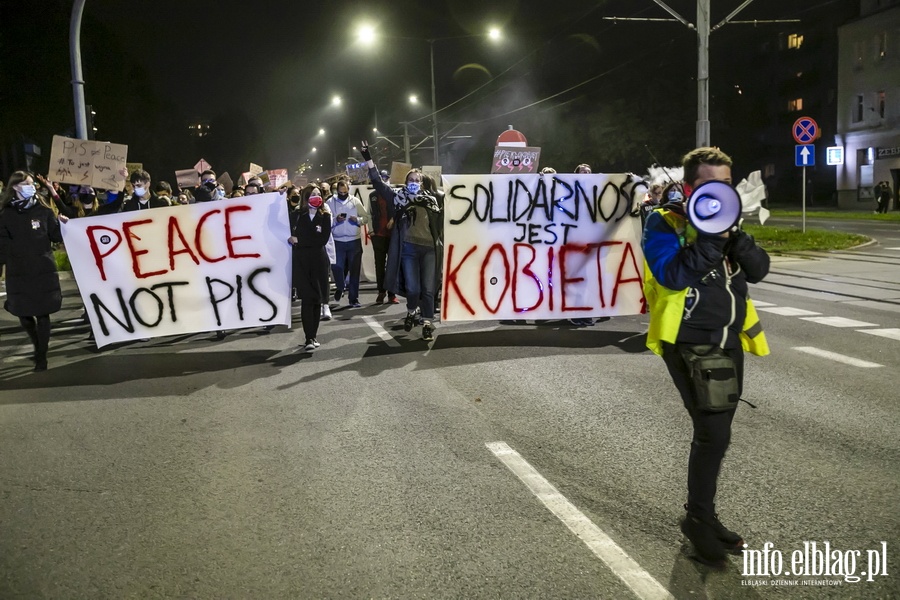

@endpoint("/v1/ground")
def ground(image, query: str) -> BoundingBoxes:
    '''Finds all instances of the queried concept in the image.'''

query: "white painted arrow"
[800,146,811,165]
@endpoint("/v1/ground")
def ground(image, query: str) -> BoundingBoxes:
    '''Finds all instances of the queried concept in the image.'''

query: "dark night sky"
[2,0,852,179]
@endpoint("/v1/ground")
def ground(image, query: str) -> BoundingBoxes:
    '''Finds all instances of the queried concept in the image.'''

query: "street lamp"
[331,95,342,107]
[356,24,503,166]
[409,94,419,105]
[318,128,326,136]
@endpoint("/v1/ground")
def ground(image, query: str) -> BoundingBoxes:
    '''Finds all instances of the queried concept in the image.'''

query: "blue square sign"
[795,144,815,167]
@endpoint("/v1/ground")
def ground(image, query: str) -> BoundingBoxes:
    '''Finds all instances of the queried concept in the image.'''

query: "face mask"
[406,182,420,195]
[17,184,36,199]
[216,188,226,199]
[308,195,323,208]
[203,180,216,190]
[133,186,147,197]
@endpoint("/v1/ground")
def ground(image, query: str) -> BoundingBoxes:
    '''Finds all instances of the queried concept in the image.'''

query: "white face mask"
[133,186,147,198]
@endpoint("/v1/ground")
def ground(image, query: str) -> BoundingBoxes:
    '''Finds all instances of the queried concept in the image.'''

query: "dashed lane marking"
[793,346,883,368]
[857,328,900,342]
[362,316,401,347]
[750,300,775,307]
[800,316,879,328]
[757,306,822,317]
[486,442,674,600]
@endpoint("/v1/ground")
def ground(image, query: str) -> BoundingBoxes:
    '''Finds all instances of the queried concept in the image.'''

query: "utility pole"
[604,1,798,147]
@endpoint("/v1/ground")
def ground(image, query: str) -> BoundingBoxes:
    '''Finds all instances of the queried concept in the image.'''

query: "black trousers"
[300,300,321,341]
[371,235,391,294]
[20,315,51,362]
[661,342,744,518]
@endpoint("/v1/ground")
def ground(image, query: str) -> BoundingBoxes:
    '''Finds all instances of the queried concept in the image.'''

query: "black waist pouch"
[678,345,739,412]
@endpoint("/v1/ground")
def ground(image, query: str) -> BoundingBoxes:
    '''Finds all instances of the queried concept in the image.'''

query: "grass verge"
[743,224,869,253]
[769,209,900,221]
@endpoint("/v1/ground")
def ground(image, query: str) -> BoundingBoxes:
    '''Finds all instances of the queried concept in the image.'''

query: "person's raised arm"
[360,140,395,203]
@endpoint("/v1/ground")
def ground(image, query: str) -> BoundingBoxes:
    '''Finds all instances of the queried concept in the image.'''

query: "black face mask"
[203,180,217,191]
[81,194,96,205]
[337,192,349,200]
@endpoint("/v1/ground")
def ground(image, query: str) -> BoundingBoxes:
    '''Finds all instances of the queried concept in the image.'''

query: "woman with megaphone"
[642,147,771,569]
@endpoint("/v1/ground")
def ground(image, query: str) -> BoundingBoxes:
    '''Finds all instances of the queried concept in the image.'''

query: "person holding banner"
[289,185,333,352]
[0,171,67,371]
[642,147,770,568]
[360,141,441,342]
[192,169,220,203]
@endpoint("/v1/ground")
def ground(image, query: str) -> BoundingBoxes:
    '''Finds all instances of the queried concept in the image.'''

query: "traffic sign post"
[792,117,819,233]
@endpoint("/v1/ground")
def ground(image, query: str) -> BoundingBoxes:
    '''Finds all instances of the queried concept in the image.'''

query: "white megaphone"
[686,180,742,235]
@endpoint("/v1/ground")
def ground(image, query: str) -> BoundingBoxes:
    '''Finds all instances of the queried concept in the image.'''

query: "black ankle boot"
[681,513,727,568]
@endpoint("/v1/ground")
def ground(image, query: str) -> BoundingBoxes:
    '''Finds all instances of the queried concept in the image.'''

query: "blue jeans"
[401,241,436,320]
[331,239,363,303]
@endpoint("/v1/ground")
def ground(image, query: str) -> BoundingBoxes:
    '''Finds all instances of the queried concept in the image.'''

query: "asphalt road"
[1,218,898,599]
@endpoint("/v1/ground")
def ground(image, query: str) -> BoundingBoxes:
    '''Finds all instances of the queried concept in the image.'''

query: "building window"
[787,33,804,49]
[853,95,864,123]
[877,31,888,60]
[876,91,886,118]
[788,98,803,111]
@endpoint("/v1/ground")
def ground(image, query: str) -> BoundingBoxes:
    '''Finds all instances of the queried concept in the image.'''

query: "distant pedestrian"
[368,170,399,305]
[877,181,891,214]
[0,171,67,371]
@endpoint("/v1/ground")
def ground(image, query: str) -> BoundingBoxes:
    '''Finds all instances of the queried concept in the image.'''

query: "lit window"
[788,98,803,111]
[787,33,804,49]
[876,91,886,118]
[877,31,888,59]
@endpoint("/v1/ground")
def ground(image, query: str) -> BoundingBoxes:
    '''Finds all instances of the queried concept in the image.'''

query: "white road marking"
[757,306,822,317]
[486,442,674,600]
[362,316,401,347]
[800,316,879,328]
[793,346,882,368]
[750,300,775,307]
[886,247,900,251]
[858,328,900,342]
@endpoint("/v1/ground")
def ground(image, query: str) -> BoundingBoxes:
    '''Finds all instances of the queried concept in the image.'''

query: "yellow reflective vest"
[643,209,770,357]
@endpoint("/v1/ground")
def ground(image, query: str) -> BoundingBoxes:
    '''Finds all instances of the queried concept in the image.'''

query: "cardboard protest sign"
[219,172,234,194]
[422,165,442,189]
[389,161,412,185]
[441,173,647,321]
[238,172,251,187]
[175,169,199,190]
[126,163,144,176]
[292,175,309,188]
[49,135,128,191]
[491,146,541,174]
[194,158,212,173]
[60,193,293,347]
[249,163,264,176]
[345,162,368,185]
[266,169,289,189]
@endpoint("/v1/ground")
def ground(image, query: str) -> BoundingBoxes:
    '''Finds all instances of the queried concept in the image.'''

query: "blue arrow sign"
[796,144,815,167]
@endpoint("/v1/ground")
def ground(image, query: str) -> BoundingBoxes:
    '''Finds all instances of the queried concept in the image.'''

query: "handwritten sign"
[390,161,413,185]
[194,158,212,173]
[292,175,309,188]
[249,163,264,176]
[125,163,144,176]
[48,135,128,191]
[175,169,199,189]
[422,165,443,189]
[441,173,647,321]
[266,169,289,189]
[219,172,234,194]
[60,193,292,347]
[492,146,541,174]
[345,162,369,185]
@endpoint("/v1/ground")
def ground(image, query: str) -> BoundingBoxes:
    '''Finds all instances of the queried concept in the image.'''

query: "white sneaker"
[302,339,316,352]
[321,305,332,321]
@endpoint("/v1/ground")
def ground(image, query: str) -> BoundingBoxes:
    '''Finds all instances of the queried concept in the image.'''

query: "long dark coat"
[0,201,63,317]
[290,208,332,303]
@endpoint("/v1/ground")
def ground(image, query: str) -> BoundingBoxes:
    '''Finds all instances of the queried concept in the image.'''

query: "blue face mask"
[216,188,226,199]
[406,182,420,195]
[18,184,36,199]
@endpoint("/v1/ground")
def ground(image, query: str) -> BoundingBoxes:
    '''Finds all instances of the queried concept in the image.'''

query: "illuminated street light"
[331,95,342,107]
[409,94,419,105]
[488,27,502,41]
[318,128,325,136]
[311,147,317,153]
[357,24,376,45]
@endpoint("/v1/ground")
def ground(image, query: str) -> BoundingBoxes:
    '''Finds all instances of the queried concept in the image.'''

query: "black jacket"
[0,200,63,317]
[121,192,170,212]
